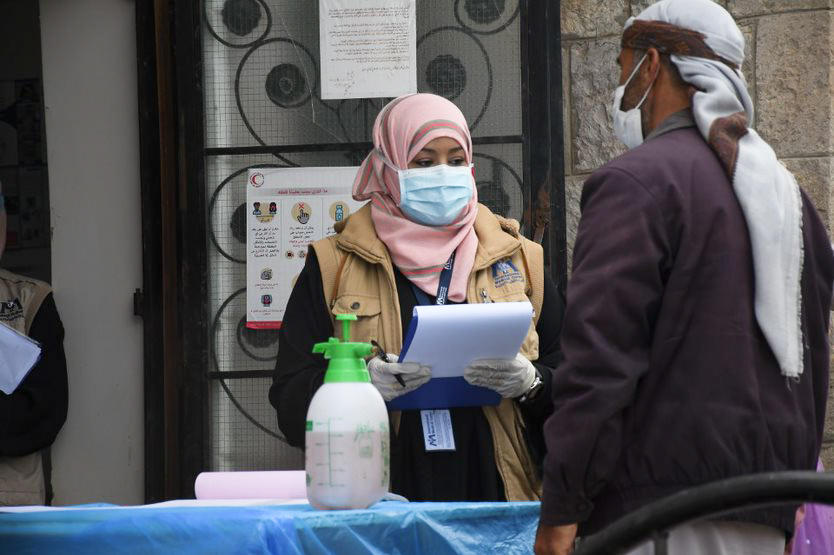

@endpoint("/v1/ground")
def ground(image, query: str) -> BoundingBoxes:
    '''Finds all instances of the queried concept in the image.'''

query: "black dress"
[269,250,563,501]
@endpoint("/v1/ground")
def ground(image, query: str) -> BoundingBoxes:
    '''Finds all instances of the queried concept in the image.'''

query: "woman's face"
[407,137,467,169]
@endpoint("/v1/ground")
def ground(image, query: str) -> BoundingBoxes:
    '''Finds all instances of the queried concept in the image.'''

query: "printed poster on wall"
[319,0,417,99]
[246,166,366,329]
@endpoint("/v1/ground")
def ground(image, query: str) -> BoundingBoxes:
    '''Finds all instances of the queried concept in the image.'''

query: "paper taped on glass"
[319,0,417,99]
[246,166,366,329]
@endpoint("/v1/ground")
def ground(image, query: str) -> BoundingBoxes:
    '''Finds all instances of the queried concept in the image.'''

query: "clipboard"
[0,321,42,395]
[386,302,533,410]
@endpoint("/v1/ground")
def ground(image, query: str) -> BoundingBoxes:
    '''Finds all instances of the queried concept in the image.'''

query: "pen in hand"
[371,339,406,387]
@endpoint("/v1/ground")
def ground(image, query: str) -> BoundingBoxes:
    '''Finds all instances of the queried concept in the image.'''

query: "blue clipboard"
[386,310,501,410]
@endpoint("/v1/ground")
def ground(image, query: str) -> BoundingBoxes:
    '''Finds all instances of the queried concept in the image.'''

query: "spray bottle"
[305,314,390,510]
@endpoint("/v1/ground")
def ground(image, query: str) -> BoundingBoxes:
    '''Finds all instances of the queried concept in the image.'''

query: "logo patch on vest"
[491,259,523,288]
[0,297,24,322]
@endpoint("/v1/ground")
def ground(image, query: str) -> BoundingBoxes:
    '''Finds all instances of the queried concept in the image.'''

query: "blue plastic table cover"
[0,500,540,554]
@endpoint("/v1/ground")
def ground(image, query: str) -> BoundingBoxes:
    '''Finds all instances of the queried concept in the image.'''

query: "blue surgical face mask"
[396,164,474,226]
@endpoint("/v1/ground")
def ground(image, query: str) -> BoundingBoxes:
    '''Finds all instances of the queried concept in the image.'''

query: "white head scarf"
[627,0,805,379]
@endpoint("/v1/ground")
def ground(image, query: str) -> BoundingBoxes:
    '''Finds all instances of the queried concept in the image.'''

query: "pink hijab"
[352,93,478,303]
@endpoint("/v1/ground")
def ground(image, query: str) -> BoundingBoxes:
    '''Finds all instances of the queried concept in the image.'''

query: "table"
[0,500,540,554]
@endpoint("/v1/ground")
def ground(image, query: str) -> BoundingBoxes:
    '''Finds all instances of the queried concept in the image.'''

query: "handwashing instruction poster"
[246,166,366,328]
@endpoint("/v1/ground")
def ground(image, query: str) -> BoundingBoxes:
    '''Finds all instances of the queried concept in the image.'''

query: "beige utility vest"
[312,203,545,501]
[0,269,52,506]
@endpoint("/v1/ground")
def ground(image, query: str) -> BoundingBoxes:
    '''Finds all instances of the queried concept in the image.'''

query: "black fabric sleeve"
[0,294,69,457]
[539,168,669,526]
[521,272,564,418]
[269,250,333,448]
[517,272,564,472]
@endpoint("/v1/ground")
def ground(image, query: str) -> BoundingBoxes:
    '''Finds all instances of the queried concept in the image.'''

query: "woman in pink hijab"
[270,93,564,502]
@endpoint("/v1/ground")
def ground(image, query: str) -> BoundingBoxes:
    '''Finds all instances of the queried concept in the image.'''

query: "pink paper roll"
[194,471,307,500]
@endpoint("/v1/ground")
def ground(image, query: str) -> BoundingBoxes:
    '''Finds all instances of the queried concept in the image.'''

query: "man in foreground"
[536,0,834,553]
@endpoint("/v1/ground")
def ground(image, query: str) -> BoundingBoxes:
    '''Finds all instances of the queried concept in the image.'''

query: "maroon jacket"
[540,126,834,535]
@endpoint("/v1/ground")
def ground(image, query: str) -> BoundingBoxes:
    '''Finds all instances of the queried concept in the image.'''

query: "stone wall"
[560,1,834,466]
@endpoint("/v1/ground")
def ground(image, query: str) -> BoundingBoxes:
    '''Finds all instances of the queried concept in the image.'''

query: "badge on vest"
[421,409,456,452]
[492,258,523,288]
[0,297,24,323]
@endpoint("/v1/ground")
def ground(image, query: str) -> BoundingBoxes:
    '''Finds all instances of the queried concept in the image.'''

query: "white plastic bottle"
[305,314,390,510]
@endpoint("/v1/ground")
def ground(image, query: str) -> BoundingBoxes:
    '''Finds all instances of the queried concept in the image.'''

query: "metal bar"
[653,532,669,555]
[519,0,532,235]
[152,0,181,502]
[174,0,211,500]
[208,370,274,380]
[134,0,165,505]
[203,135,525,157]
[205,143,372,156]
[521,0,567,292]
[574,471,834,555]
[547,0,567,291]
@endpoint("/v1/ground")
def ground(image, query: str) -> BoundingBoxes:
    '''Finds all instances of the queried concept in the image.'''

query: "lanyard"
[410,252,455,306]
[409,252,458,451]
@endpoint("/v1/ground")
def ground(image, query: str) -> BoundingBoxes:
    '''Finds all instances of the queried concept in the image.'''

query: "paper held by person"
[0,321,42,394]
[387,301,533,410]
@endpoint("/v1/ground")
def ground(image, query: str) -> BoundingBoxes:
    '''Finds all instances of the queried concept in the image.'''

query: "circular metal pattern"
[477,179,511,218]
[211,288,284,440]
[474,152,524,222]
[204,0,272,49]
[425,54,467,100]
[237,315,279,354]
[208,163,286,264]
[417,26,492,131]
[454,0,519,35]
[221,0,261,36]
[464,0,505,24]
[265,63,308,108]
[235,38,318,147]
[333,97,389,144]
[229,203,247,245]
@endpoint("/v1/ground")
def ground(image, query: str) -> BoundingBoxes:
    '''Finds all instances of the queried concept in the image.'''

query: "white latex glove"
[367,354,431,402]
[463,353,536,399]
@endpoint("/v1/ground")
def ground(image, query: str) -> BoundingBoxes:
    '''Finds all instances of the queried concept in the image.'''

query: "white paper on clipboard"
[0,321,41,394]
[398,302,533,377]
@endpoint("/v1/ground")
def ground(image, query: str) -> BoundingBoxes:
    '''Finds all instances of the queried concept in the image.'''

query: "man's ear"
[645,47,662,82]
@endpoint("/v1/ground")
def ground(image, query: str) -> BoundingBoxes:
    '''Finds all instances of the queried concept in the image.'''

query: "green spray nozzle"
[338,313,355,342]
[312,313,373,383]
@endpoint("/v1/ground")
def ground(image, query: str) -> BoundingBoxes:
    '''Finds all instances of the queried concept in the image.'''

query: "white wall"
[39,0,144,505]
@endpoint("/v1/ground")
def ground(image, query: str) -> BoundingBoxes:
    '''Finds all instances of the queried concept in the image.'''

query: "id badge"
[420,409,456,452]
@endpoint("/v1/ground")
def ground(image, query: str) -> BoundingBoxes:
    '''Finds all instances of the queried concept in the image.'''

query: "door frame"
[135,0,209,502]
[136,0,564,501]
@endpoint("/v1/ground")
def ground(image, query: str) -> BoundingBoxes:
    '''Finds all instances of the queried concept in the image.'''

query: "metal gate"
[138,0,563,499]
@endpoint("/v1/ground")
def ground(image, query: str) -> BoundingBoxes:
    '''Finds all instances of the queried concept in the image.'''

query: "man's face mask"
[611,52,655,149]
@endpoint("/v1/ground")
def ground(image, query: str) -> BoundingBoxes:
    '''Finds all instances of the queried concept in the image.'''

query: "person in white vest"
[0,180,68,505]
